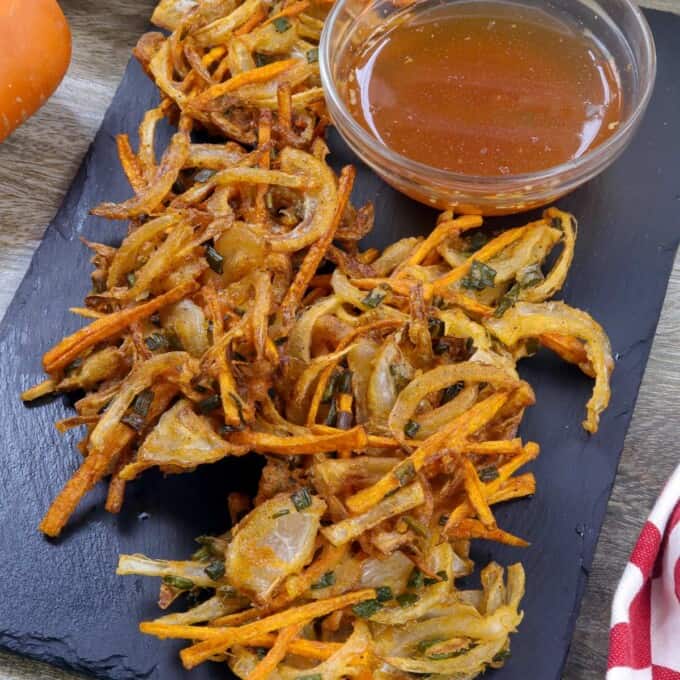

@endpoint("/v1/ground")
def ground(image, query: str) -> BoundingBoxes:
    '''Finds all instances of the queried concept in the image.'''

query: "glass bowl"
[319,0,656,215]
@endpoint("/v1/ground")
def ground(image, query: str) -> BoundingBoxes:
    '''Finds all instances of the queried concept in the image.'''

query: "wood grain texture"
[0,1,678,679]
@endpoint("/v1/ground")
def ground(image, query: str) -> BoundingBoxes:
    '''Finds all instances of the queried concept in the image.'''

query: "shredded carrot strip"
[246,623,302,680]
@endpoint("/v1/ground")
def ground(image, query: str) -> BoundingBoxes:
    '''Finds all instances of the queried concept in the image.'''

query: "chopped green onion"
[65,357,83,374]
[525,337,540,355]
[461,260,497,291]
[204,560,225,581]
[396,593,419,608]
[404,420,420,439]
[389,364,410,392]
[254,52,270,67]
[436,570,448,582]
[162,575,194,590]
[550,216,563,230]
[191,546,211,562]
[438,514,449,526]
[271,508,291,519]
[492,649,511,663]
[145,332,168,352]
[295,674,322,680]
[375,586,393,602]
[402,515,428,538]
[467,231,489,252]
[362,288,387,308]
[325,397,337,426]
[428,317,445,339]
[494,283,520,318]
[479,466,499,482]
[321,372,339,403]
[206,245,224,274]
[255,647,268,660]
[407,567,424,589]
[132,389,154,417]
[518,263,544,288]
[291,487,312,511]
[351,599,382,618]
[418,638,444,653]
[442,381,465,405]
[428,649,468,660]
[126,272,136,288]
[337,371,353,394]
[306,48,319,64]
[394,460,416,487]
[273,17,291,32]
[310,571,336,590]
[198,394,221,414]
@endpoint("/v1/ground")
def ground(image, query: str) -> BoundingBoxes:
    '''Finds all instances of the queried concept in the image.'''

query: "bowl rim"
[319,0,657,187]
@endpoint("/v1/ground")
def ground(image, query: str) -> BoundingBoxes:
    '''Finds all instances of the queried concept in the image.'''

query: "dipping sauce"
[341,1,623,176]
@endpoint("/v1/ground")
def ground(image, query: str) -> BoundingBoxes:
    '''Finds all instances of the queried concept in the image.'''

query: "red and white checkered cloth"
[607,465,680,679]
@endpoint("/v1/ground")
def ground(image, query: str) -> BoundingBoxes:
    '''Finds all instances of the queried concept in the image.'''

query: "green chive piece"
[191,546,211,561]
[351,599,382,618]
[206,245,224,274]
[375,586,393,602]
[461,260,496,291]
[325,398,337,426]
[467,231,489,252]
[428,317,445,339]
[291,487,312,511]
[389,364,410,392]
[428,649,468,660]
[310,571,336,590]
[402,515,428,538]
[404,420,420,439]
[254,52,270,67]
[194,169,216,183]
[436,570,448,582]
[271,508,291,519]
[204,560,226,581]
[492,649,511,663]
[162,575,194,590]
[396,593,419,608]
[525,337,540,355]
[198,394,221,414]
[132,389,154,417]
[407,568,424,589]
[255,647,268,660]
[121,412,145,432]
[494,283,520,318]
[418,638,444,653]
[306,48,319,64]
[126,272,136,288]
[145,332,168,352]
[337,371,353,394]
[65,357,83,375]
[518,263,544,289]
[438,514,449,526]
[273,17,291,32]
[321,372,339,403]
[394,460,416,487]
[550,216,563,230]
[442,381,465,404]
[295,674,323,680]
[479,466,499,482]
[362,288,386,308]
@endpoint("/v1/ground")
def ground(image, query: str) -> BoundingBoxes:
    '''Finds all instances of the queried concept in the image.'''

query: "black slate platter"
[1,8,679,680]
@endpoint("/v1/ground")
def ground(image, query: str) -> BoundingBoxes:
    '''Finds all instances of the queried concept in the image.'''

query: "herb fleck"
[461,260,496,291]
[291,487,312,511]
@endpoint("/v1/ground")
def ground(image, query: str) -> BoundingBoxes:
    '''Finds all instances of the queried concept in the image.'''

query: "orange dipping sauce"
[342,1,623,176]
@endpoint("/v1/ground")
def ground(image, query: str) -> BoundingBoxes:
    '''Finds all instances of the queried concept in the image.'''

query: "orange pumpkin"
[0,0,71,142]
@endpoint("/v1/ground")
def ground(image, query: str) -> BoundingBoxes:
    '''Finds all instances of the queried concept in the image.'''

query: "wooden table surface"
[1,1,679,678]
